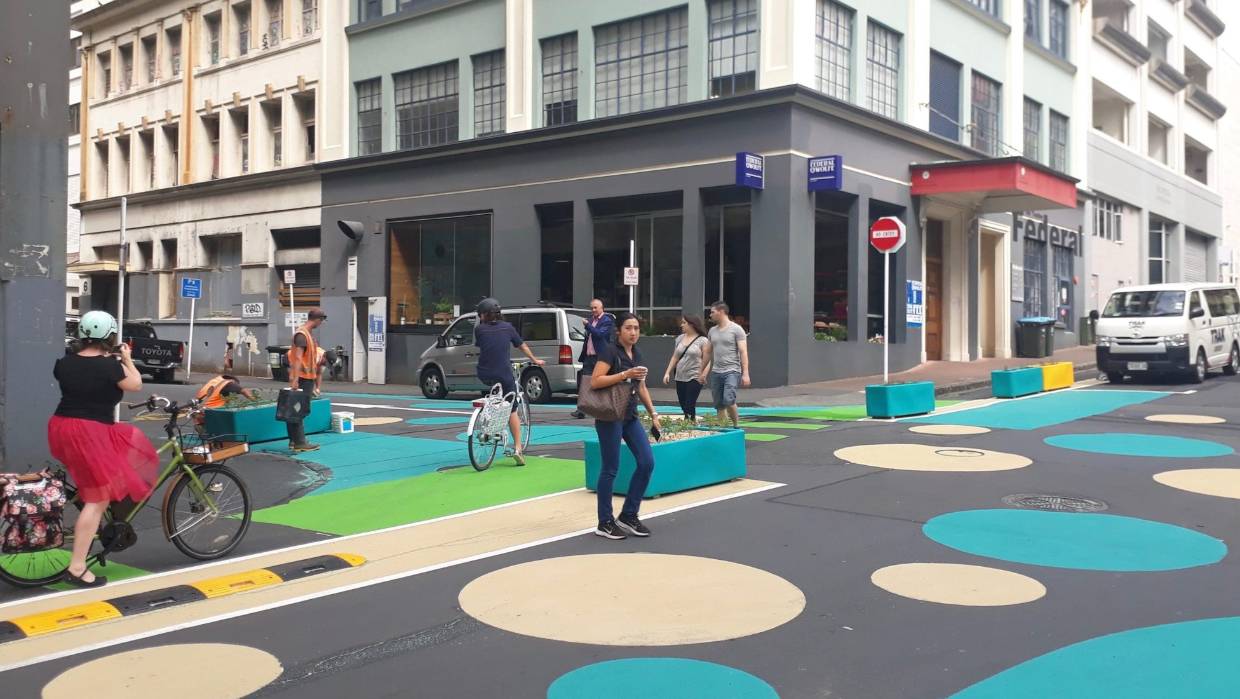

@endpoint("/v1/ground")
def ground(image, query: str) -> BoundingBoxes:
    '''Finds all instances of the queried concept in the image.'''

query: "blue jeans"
[594,417,655,525]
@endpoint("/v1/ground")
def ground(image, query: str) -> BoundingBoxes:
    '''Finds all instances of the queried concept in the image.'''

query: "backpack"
[0,472,67,553]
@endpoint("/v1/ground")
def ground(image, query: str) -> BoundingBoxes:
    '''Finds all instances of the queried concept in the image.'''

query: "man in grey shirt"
[699,301,750,427]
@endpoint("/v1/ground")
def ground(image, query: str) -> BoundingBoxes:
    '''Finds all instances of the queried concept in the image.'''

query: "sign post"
[115,197,127,422]
[626,240,637,314]
[180,277,202,380]
[869,216,907,383]
[284,269,297,329]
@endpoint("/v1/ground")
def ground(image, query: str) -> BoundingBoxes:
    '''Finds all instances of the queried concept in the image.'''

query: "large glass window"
[593,212,682,333]
[473,50,506,137]
[1094,198,1122,242]
[594,8,689,118]
[389,214,491,327]
[395,61,459,150]
[538,203,573,305]
[705,204,752,331]
[1023,236,1047,318]
[360,0,381,21]
[1024,97,1042,162]
[1149,218,1169,284]
[1049,1,1068,58]
[867,204,904,341]
[356,78,382,155]
[541,34,578,126]
[866,22,900,119]
[815,0,852,100]
[1049,110,1069,171]
[708,0,758,98]
[1025,0,1042,42]
[967,0,1000,18]
[971,72,1002,156]
[929,51,961,141]
[814,196,851,341]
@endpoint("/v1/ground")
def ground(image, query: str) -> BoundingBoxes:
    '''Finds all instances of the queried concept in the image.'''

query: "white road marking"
[332,402,474,416]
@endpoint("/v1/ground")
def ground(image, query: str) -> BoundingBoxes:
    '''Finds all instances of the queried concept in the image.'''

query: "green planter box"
[204,398,333,444]
[584,428,746,497]
[866,382,935,418]
[991,367,1044,398]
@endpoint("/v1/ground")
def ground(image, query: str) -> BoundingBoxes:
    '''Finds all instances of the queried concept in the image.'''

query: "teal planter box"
[991,367,1043,398]
[866,382,935,418]
[585,428,746,497]
[204,398,332,443]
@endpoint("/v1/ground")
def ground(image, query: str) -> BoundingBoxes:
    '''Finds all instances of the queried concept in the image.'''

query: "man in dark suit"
[573,298,615,419]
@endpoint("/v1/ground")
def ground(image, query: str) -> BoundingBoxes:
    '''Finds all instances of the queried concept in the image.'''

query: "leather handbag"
[578,374,634,422]
[275,388,311,423]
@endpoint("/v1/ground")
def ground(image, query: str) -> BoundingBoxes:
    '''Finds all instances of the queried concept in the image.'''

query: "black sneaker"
[594,520,627,540]
[571,410,586,419]
[616,514,650,537]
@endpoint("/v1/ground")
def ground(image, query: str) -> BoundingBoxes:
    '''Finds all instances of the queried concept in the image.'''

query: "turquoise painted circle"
[1044,433,1233,458]
[952,616,1240,698]
[547,658,778,699]
[923,509,1226,572]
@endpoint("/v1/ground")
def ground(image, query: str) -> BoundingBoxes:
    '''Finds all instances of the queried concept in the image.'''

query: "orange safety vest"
[287,326,319,380]
[195,375,234,409]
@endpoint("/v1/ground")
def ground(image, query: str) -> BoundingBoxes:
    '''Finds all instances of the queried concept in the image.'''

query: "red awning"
[910,157,1078,213]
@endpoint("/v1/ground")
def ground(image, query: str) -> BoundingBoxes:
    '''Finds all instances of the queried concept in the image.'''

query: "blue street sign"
[180,277,202,299]
[906,280,924,328]
[808,155,844,191]
[735,152,764,190]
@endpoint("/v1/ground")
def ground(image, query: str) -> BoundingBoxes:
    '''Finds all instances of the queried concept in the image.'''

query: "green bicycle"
[0,395,253,588]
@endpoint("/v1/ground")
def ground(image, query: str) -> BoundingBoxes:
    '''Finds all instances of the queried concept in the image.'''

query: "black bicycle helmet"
[476,297,501,315]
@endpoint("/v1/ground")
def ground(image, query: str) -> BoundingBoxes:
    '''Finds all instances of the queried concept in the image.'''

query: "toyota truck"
[65,317,184,382]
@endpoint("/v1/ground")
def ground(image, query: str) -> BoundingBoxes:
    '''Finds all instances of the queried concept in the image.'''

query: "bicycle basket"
[180,433,249,465]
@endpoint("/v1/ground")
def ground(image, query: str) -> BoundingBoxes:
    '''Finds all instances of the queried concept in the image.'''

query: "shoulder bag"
[578,353,635,422]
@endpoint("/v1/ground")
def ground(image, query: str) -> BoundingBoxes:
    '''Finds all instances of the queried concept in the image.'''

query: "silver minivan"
[417,306,593,402]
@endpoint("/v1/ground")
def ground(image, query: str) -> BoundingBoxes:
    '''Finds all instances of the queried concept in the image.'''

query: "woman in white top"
[662,314,712,420]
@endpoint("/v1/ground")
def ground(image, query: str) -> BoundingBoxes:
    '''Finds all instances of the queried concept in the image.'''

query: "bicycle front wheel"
[467,407,498,472]
[163,465,252,560]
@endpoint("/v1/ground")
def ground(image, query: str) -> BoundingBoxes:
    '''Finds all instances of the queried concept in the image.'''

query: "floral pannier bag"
[0,472,67,553]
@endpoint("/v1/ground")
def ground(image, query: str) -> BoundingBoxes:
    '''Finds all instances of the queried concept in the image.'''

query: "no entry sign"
[869,216,906,254]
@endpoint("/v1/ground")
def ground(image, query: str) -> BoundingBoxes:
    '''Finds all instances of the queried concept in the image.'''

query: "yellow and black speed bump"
[0,553,363,645]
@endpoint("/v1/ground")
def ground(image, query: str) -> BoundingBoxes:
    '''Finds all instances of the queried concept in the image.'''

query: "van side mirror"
[436,336,448,349]
[1191,307,1206,319]
[1089,310,1099,321]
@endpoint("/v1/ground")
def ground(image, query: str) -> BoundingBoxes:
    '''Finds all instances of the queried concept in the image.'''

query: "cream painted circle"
[871,563,1046,606]
[1154,469,1240,500]
[459,554,805,646]
[909,424,992,436]
[834,443,1031,472]
[353,416,404,426]
[43,643,282,699]
[1145,414,1226,425]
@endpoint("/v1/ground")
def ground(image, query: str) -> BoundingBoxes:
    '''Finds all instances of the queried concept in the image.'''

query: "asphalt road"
[6,372,1240,698]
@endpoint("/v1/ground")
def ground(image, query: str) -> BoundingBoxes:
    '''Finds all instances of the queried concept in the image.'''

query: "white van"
[1095,283,1240,383]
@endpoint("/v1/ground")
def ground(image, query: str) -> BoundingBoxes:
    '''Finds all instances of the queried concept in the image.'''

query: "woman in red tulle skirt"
[47,310,157,588]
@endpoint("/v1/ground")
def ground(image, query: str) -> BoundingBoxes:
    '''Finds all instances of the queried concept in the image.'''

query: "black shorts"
[479,373,519,411]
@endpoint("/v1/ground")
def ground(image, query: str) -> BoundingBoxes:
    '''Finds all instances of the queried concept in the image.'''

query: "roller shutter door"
[1184,232,1208,282]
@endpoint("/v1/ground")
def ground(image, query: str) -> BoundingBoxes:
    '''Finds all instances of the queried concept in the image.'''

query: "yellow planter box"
[1041,362,1073,391]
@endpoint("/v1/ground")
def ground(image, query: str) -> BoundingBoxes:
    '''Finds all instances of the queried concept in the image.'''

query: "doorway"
[705,204,752,330]
[980,232,1001,358]
[925,221,944,361]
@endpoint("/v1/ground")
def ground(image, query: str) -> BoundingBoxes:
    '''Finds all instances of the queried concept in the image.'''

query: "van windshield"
[1101,290,1186,318]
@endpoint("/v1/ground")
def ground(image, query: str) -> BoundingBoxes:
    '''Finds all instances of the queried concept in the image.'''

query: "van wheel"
[521,368,552,404]
[421,367,448,399]
[1225,345,1240,376]
[1191,349,1207,384]
[1106,371,1124,384]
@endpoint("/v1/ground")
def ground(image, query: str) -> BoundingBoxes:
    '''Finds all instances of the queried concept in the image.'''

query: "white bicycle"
[466,361,532,471]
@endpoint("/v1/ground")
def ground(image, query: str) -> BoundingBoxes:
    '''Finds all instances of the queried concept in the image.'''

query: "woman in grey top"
[662,314,711,420]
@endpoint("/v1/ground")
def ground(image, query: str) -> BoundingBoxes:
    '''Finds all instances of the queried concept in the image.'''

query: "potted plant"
[583,415,746,497]
[433,297,455,325]
[203,388,333,443]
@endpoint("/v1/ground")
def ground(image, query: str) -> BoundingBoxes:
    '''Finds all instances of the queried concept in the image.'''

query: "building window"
[1023,236,1046,318]
[1025,0,1041,41]
[866,22,900,119]
[142,35,157,83]
[302,0,317,35]
[168,27,182,76]
[704,204,752,332]
[1185,49,1210,91]
[205,236,242,317]
[394,61,460,150]
[594,211,683,334]
[389,214,492,327]
[594,8,689,118]
[1185,137,1210,185]
[929,51,962,141]
[1053,245,1074,329]
[1149,218,1169,283]
[140,130,154,189]
[71,37,82,69]
[206,13,221,65]
[1049,110,1069,171]
[355,78,381,155]
[1094,198,1122,242]
[236,3,251,56]
[266,0,283,48]
[815,0,853,101]
[1147,21,1170,62]
[304,117,315,161]
[116,135,130,194]
[98,50,111,95]
[1023,98,1041,162]
[541,34,578,126]
[1049,0,1068,58]
[68,103,80,135]
[240,132,249,174]
[205,116,220,179]
[361,0,381,21]
[814,196,850,341]
[868,205,904,341]
[971,72,1002,155]
[538,203,573,305]
[267,102,283,167]
[967,0,1000,18]
[1148,116,1169,165]
[473,50,506,137]
[164,123,179,186]
[232,109,249,174]
[95,142,109,197]
[707,0,758,98]
[119,43,133,91]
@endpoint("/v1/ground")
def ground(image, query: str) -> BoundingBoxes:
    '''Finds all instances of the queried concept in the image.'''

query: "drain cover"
[1002,494,1108,512]
[935,448,986,458]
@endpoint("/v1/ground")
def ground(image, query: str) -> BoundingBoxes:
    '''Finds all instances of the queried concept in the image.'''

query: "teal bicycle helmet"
[78,310,119,340]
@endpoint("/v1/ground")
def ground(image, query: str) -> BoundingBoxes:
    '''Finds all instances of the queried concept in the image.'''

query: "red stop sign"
[869,216,906,254]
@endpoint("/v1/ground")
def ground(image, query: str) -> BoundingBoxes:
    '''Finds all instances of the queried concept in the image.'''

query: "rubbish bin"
[266,344,290,382]
[1016,317,1056,358]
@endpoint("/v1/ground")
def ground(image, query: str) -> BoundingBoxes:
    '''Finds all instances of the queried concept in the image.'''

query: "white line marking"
[332,402,474,415]
[0,481,785,672]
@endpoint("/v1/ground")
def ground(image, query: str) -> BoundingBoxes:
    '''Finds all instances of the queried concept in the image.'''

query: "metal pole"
[186,297,195,380]
[115,197,127,422]
[628,239,635,314]
[883,251,890,384]
[289,282,296,328]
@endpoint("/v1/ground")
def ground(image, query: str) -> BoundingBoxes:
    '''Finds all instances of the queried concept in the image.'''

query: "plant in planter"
[221,389,276,409]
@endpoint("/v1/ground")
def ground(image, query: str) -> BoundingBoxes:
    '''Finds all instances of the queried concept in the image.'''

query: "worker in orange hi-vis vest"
[193,374,256,427]
[285,307,326,452]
